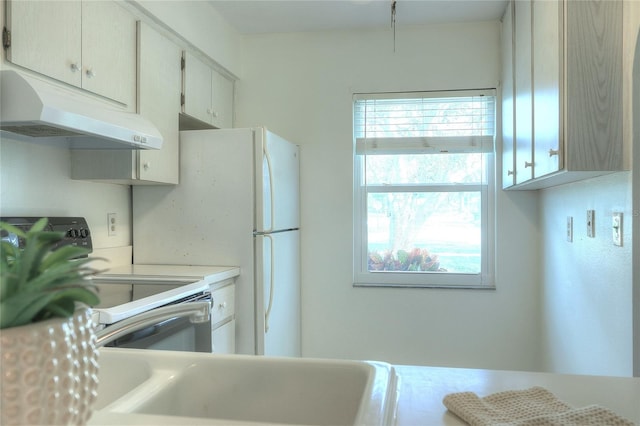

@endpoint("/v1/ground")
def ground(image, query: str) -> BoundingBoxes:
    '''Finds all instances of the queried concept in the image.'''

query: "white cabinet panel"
[211,283,236,354]
[81,1,137,106]
[212,320,235,354]
[513,0,533,185]
[501,1,515,188]
[6,1,82,87]
[5,0,136,108]
[532,0,562,179]
[211,68,234,129]
[502,0,625,190]
[182,51,234,129]
[71,22,182,185]
[137,22,182,184]
[183,51,214,125]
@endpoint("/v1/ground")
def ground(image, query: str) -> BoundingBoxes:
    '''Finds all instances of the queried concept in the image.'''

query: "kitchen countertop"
[394,364,640,425]
[89,357,640,425]
[97,264,240,283]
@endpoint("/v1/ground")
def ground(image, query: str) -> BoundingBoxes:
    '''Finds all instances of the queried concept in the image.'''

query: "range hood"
[0,70,162,150]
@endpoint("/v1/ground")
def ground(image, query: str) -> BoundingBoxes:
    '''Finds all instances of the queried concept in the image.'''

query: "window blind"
[354,89,496,154]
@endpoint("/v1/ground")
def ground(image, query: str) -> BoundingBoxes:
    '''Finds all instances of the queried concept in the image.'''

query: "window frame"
[352,90,496,289]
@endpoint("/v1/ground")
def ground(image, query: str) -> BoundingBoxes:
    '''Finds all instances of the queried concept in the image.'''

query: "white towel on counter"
[442,386,634,426]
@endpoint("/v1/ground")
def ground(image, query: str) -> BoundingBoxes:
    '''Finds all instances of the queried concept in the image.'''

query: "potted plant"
[1,218,101,425]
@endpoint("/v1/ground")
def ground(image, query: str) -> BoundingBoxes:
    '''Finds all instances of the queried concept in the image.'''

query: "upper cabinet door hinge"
[181,56,185,70]
[3,27,11,49]
[181,93,185,107]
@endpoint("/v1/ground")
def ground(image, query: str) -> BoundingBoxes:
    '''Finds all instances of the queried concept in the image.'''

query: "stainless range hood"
[0,70,162,150]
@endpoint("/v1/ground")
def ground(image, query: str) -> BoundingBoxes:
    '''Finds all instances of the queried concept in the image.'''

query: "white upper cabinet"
[513,0,533,185]
[531,0,562,179]
[80,1,137,107]
[5,0,136,108]
[5,1,81,87]
[71,22,182,185]
[136,22,182,184]
[181,51,234,129]
[501,1,515,188]
[502,0,625,190]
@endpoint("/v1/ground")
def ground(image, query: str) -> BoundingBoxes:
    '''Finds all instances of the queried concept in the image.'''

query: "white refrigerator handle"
[264,146,275,233]
[264,234,275,333]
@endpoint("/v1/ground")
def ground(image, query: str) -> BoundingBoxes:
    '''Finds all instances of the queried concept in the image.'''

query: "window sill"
[353,282,496,290]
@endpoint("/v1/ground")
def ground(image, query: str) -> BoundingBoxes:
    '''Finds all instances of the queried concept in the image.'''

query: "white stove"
[1,216,239,353]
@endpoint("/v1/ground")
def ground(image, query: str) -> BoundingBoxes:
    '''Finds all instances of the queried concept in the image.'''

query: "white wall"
[538,0,639,377]
[0,137,132,249]
[539,173,633,376]
[235,22,542,370]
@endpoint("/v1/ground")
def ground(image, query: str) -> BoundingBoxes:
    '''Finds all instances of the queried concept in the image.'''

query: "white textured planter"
[0,309,99,425]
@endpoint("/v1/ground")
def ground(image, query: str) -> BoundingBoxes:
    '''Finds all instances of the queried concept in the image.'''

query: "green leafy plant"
[0,218,100,329]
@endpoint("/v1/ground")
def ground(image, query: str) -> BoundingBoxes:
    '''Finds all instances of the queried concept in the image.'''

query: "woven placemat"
[443,386,634,426]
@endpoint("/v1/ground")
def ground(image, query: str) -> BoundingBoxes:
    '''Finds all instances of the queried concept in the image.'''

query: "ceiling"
[208,0,509,34]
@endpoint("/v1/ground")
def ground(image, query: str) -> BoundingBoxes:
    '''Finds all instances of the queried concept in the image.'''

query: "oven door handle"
[95,300,211,348]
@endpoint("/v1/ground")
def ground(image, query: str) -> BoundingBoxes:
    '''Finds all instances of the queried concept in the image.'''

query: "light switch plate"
[612,212,623,246]
[587,210,595,238]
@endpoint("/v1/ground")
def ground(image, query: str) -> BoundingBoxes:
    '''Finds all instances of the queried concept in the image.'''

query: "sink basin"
[94,348,397,426]
[94,354,152,410]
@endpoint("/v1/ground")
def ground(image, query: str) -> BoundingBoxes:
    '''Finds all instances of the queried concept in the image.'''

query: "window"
[353,90,496,288]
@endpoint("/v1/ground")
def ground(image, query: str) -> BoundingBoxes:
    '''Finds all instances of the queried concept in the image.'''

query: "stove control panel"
[0,216,93,255]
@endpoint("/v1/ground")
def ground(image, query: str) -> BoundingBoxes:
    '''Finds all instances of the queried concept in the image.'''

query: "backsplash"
[0,136,132,249]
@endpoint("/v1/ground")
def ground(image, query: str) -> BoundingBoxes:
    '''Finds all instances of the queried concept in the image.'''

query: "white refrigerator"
[132,127,301,357]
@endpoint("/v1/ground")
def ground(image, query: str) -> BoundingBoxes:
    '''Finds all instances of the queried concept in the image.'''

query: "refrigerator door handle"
[264,234,275,333]
[264,146,275,233]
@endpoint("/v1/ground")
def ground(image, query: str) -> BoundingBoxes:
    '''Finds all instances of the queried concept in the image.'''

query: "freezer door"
[254,230,301,357]
[256,129,300,232]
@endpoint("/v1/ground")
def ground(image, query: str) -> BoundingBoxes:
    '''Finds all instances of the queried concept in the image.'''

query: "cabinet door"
[532,0,562,178]
[71,22,182,184]
[138,22,182,184]
[501,1,516,188]
[6,0,82,87]
[211,69,234,128]
[514,0,534,184]
[212,320,236,354]
[81,1,137,108]
[183,51,213,124]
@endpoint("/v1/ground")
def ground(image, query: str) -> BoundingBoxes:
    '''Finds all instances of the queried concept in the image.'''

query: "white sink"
[94,354,152,410]
[93,348,398,426]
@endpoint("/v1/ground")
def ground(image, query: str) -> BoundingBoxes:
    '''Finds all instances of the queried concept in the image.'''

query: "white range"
[92,264,239,353]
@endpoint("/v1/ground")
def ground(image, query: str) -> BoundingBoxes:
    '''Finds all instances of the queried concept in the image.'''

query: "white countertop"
[97,264,240,282]
[394,365,640,425]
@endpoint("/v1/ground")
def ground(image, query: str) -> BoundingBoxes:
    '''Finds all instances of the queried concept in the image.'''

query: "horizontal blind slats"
[353,90,496,151]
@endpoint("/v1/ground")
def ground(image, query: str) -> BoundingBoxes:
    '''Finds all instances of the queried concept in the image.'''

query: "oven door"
[103,292,213,353]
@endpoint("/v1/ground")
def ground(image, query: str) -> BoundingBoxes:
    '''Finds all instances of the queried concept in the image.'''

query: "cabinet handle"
[85,68,96,78]
[70,62,80,72]
[219,302,227,309]
[524,161,533,168]
[548,149,559,157]
[507,170,514,176]
[143,162,151,171]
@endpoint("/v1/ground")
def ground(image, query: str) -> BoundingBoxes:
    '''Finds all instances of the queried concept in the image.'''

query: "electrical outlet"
[108,213,117,236]
[612,212,623,246]
[566,216,573,242]
[587,210,595,238]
